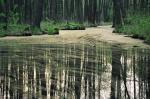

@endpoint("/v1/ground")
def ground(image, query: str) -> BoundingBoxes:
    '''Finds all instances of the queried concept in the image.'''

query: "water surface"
[0,43,150,99]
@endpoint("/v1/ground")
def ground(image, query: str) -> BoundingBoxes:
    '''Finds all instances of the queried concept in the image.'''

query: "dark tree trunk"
[133,0,137,11]
[55,0,63,21]
[111,46,122,99]
[88,0,97,24]
[112,0,124,27]
[75,0,83,23]
[4,0,9,30]
[33,0,44,28]
[24,0,32,24]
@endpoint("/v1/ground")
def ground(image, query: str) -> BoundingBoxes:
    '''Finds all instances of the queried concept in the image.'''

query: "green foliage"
[9,5,19,24]
[31,27,43,35]
[0,20,86,37]
[8,24,29,34]
[41,21,85,35]
[41,21,85,30]
[115,14,150,44]
[0,0,4,5]
[62,22,85,30]
[0,30,6,37]
[145,35,150,44]
[41,21,59,35]
[41,21,55,31]
[0,23,31,37]
[47,27,59,35]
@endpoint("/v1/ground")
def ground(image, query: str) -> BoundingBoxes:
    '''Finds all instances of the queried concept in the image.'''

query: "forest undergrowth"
[114,13,150,44]
[0,20,86,37]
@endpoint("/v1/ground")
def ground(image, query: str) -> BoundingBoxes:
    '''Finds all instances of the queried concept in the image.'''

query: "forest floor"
[0,25,149,48]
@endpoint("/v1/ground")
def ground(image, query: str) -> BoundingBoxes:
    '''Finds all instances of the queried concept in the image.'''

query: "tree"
[112,0,124,27]
[24,0,32,24]
[33,0,44,28]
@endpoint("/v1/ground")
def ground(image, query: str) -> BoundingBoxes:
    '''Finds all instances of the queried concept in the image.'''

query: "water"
[0,42,150,99]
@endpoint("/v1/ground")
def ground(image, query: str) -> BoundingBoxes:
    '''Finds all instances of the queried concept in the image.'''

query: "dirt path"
[0,25,149,48]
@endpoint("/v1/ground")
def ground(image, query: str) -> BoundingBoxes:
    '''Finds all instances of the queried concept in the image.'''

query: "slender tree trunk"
[112,0,124,27]
[24,0,32,24]
[4,0,9,30]
[33,0,44,28]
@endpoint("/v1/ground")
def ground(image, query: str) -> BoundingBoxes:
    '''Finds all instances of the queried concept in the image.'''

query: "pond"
[0,42,150,99]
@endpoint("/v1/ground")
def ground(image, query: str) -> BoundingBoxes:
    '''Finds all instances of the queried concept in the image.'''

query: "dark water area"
[0,43,150,99]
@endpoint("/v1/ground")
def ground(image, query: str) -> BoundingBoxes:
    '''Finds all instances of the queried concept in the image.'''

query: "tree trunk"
[112,0,124,27]
[33,0,44,28]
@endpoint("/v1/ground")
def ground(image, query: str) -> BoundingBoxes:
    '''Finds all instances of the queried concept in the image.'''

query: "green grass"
[115,14,150,44]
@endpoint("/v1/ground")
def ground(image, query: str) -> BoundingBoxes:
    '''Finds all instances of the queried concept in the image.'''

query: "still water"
[0,42,150,99]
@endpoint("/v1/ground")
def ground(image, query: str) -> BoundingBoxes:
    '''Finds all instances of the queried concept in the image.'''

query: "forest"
[0,0,150,99]
[0,0,112,36]
[0,0,149,44]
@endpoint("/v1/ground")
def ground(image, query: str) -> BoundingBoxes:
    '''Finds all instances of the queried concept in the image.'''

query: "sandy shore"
[0,25,149,48]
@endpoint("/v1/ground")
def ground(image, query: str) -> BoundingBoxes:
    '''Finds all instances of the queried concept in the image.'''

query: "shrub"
[47,27,59,35]
[115,14,150,44]
[0,23,32,36]
[31,27,43,35]
[7,24,31,36]
[41,21,54,32]
[41,21,59,35]
[0,30,6,37]
[0,21,86,37]
[61,22,85,30]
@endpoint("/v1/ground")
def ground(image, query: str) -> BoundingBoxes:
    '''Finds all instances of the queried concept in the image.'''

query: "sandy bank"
[0,25,149,48]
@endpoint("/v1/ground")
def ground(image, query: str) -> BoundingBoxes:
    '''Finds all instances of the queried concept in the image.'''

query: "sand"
[0,25,149,48]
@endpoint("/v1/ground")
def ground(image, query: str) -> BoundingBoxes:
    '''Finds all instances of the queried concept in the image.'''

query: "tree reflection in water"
[0,43,150,99]
[111,45,122,99]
